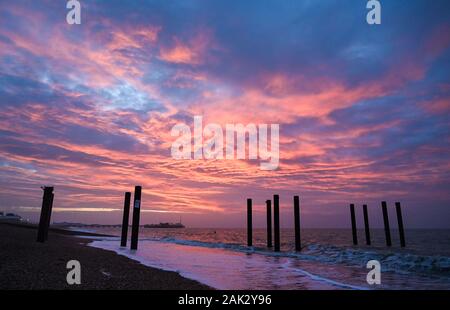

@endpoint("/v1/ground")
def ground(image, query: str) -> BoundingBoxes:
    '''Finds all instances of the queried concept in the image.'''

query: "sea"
[84,227,450,290]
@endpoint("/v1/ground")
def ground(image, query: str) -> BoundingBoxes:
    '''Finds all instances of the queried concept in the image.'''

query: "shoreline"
[0,223,212,290]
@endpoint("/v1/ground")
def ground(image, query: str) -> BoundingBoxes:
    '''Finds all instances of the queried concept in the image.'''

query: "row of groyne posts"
[36,186,405,250]
[348,201,406,247]
[36,185,144,251]
[246,195,300,251]
[246,195,406,251]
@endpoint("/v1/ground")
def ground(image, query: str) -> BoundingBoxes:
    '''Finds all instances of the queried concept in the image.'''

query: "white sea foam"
[85,228,450,289]
[133,236,450,275]
[281,261,369,290]
[90,239,363,290]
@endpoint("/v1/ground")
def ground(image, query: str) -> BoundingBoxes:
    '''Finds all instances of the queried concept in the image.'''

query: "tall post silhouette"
[294,196,301,251]
[266,200,272,248]
[381,201,392,246]
[247,198,252,247]
[350,204,358,245]
[130,186,142,250]
[273,195,280,252]
[395,202,406,247]
[363,204,371,245]
[37,186,54,243]
[44,193,54,241]
[120,192,131,247]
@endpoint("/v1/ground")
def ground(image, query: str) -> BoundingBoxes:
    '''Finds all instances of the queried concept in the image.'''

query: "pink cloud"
[159,31,215,65]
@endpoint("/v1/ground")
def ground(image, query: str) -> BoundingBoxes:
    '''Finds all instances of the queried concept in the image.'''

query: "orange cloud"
[159,31,214,65]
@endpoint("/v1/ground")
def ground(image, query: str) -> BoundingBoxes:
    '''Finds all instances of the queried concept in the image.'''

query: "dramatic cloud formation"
[0,0,449,228]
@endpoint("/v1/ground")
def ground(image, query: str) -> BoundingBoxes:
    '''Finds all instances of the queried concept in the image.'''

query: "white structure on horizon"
[0,212,23,223]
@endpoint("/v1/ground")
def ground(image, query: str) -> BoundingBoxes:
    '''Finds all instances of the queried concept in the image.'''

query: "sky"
[0,0,449,228]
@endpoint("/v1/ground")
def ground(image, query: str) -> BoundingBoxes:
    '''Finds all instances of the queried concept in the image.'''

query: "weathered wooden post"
[43,193,54,241]
[363,204,371,245]
[130,186,142,250]
[37,186,53,243]
[350,203,358,245]
[266,200,272,248]
[120,192,131,247]
[395,202,406,247]
[273,195,280,252]
[294,196,301,251]
[381,201,392,246]
[247,198,252,247]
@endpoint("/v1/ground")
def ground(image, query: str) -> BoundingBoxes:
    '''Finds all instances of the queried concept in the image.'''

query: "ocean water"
[86,228,450,290]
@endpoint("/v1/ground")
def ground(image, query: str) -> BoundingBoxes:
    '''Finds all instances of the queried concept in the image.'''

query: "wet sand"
[0,223,211,290]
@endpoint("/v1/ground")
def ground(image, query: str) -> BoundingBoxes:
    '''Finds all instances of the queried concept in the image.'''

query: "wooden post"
[363,204,371,245]
[44,193,54,241]
[294,196,301,251]
[37,187,53,243]
[266,200,272,248]
[395,202,406,247]
[130,186,142,250]
[381,201,392,246]
[120,192,131,247]
[247,198,252,247]
[273,195,280,252]
[350,204,358,245]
